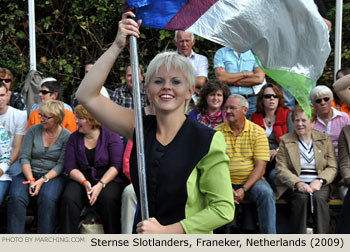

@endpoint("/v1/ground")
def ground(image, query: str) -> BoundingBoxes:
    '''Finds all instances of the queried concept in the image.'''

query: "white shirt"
[0,106,27,148]
[177,50,208,78]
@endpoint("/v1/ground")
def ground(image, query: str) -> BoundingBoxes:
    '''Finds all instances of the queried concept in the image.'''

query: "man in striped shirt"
[215,94,276,234]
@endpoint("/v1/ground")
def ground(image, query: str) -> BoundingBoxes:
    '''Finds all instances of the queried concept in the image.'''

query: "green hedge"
[0,0,348,104]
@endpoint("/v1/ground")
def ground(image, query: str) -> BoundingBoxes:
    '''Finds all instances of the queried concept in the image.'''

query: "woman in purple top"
[189,79,230,128]
[60,105,124,233]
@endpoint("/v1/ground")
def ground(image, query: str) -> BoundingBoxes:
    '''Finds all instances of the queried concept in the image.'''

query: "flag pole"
[28,0,36,70]
[334,0,343,82]
[129,34,149,221]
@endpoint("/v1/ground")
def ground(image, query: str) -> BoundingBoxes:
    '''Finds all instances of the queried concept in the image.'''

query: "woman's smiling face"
[146,65,191,113]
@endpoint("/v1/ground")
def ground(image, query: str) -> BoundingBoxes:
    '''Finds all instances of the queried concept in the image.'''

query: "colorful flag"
[126,0,331,117]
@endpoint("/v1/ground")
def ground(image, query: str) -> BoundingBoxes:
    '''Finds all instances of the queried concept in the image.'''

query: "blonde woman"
[7,100,71,233]
[76,12,234,234]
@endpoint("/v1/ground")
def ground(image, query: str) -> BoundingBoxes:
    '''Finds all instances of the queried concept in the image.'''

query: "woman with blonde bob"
[7,100,71,233]
[60,105,124,234]
[76,12,234,234]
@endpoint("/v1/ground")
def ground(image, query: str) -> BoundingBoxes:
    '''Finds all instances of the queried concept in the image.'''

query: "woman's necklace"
[44,127,60,139]
[264,116,275,127]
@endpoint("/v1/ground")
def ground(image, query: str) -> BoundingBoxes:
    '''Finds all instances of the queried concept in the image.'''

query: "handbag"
[79,221,104,234]
[78,206,104,234]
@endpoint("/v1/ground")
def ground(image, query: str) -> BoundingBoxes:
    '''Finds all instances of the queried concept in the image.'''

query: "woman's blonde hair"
[74,104,101,129]
[39,100,65,124]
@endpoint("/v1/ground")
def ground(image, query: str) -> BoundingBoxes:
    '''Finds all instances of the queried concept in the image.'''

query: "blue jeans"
[0,181,11,205]
[7,173,66,234]
[233,179,276,233]
[6,160,22,177]
[246,96,257,119]
[276,84,295,110]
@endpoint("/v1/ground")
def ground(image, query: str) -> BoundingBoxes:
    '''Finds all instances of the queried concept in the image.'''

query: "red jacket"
[250,107,291,144]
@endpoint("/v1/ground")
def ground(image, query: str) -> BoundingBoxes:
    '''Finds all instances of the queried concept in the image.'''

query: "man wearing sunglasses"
[311,85,350,156]
[0,67,26,111]
[0,82,28,203]
[27,78,77,133]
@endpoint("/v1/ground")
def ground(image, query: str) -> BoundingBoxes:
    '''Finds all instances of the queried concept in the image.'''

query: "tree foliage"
[0,0,348,103]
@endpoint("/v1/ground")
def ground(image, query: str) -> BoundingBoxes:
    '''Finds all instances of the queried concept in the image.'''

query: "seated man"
[214,47,265,118]
[111,65,149,109]
[0,83,27,203]
[173,30,208,108]
[27,78,77,132]
[215,94,276,233]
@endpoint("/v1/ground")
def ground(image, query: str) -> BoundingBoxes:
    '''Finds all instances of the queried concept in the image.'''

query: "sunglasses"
[315,97,330,104]
[38,113,54,120]
[0,78,12,83]
[263,94,278,99]
[39,90,54,95]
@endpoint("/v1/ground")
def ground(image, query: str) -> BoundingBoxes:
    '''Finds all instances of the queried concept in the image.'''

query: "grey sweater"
[19,124,71,175]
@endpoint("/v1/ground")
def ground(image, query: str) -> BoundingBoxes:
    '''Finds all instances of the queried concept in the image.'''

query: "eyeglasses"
[39,90,54,95]
[263,94,278,99]
[38,113,54,120]
[315,97,330,104]
[0,78,12,83]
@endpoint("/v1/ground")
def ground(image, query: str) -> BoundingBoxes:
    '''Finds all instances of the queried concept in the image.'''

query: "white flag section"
[186,0,331,81]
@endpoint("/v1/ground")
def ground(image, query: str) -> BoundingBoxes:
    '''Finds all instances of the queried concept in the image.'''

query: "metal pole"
[28,0,37,70]
[129,35,149,221]
[334,0,343,81]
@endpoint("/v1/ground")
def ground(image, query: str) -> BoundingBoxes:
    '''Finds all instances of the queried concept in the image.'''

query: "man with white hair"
[215,94,276,233]
[311,85,350,156]
[174,31,208,108]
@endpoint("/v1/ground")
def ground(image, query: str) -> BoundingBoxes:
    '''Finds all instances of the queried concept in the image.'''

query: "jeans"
[233,179,276,233]
[246,96,257,118]
[276,84,295,110]
[7,173,66,234]
[6,160,22,177]
[0,181,10,205]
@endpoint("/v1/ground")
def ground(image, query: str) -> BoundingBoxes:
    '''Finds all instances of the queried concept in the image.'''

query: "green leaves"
[0,0,346,104]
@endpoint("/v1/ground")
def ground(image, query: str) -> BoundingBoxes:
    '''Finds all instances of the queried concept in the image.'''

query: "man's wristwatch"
[42,175,49,183]
[98,180,106,188]
[317,178,326,185]
[242,185,249,192]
